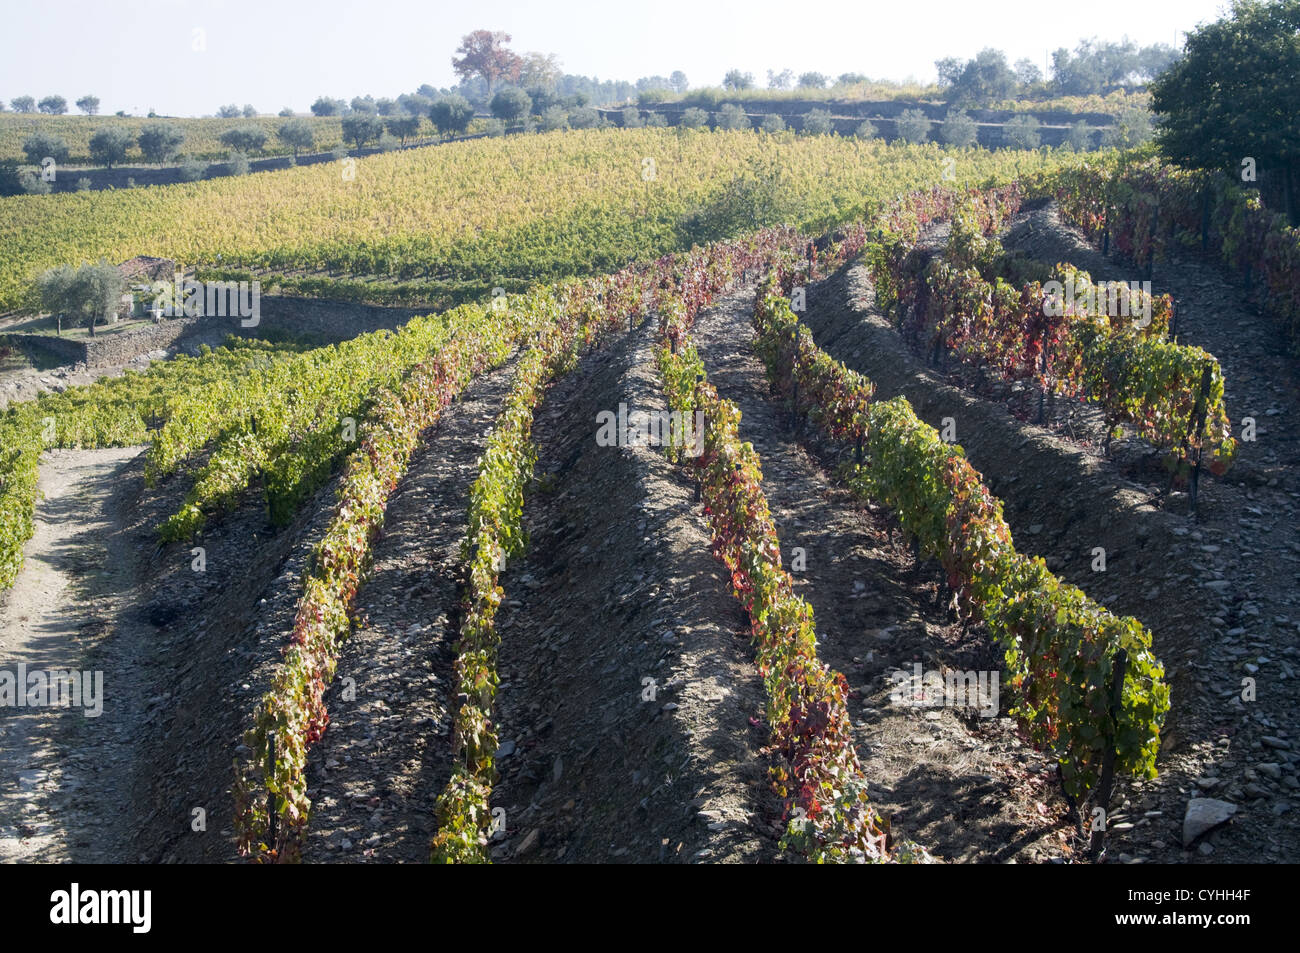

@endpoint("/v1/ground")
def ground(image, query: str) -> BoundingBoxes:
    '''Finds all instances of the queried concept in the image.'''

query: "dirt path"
[300,358,522,863]
[489,325,780,864]
[0,447,149,862]
[688,288,1069,862]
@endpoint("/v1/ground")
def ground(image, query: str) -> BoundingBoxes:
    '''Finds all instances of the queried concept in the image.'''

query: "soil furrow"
[300,357,523,863]
[489,323,783,864]
[689,287,1067,862]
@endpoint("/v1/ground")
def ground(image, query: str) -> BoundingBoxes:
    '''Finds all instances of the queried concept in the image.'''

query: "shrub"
[178,157,206,182]
[895,109,931,143]
[679,107,709,128]
[801,108,834,136]
[1002,114,1041,150]
[760,113,786,133]
[567,106,600,129]
[17,170,51,194]
[1065,120,1094,152]
[539,105,568,131]
[715,103,750,130]
[938,109,977,147]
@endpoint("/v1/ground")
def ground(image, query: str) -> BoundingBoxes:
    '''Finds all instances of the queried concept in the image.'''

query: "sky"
[0,0,1232,116]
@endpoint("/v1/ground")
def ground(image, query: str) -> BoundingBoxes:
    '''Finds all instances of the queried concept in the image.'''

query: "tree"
[938,109,977,147]
[520,52,563,90]
[1136,43,1181,81]
[278,106,295,117]
[217,103,241,118]
[1152,0,1300,222]
[11,95,35,113]
[75,95,100,115]
[1002,115,1042,150]
[1100,105,1152,149]
[723,69,754,90]
[715,103,750,131]
[386,113,422,144]
[342,114,384,148]
[669,71,689,93]
[645,111,668,128]
[567,106,600,129]
[219,125,268,154]
[895,109,931,143]
[350,95,377,115]
[934,57,964,87]
[38,95,68,115]
[679,107,709,129]
[375,98,397,116]
[89,127,133,168]
[1066,120,1094,152]
[767,69,793,90]
[22,132,70,165]
[397,93,431,117]
[310,96,345,116]
[855,120,878,139]
[801,108,834,136]
[37,262,125,337]
[539,105,568,131]
[242,104,257,117]
[490,86,532,124]
[138,122,186,162]
[429,95,473,136]
[948,49,1016,105]
[760,113,786,133]
[797,72,828,89]
[452,30,523,94]
[620,106,642,128]
[1013,59,1042,87]
[278,117,316,158]
[838,72,869,86]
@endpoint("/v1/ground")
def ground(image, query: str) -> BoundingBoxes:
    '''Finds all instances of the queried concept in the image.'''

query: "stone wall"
[8,318,206,368]
[235,295,422,342]
[6,296,422,369]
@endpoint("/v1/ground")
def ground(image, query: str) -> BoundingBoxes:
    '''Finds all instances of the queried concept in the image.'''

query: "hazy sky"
[1,0,1230,116]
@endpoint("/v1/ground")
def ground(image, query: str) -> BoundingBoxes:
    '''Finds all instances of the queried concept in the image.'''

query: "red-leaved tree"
[452,30,523,94]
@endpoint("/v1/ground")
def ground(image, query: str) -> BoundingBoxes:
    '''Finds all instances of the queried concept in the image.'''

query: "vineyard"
[1,122,1298,871]
[0,114,349,165]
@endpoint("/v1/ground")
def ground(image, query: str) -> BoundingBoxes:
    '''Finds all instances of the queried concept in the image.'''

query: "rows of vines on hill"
[0,131,1078,311]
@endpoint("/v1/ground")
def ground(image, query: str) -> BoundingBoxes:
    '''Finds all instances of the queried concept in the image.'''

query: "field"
[0,119,1297,871]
